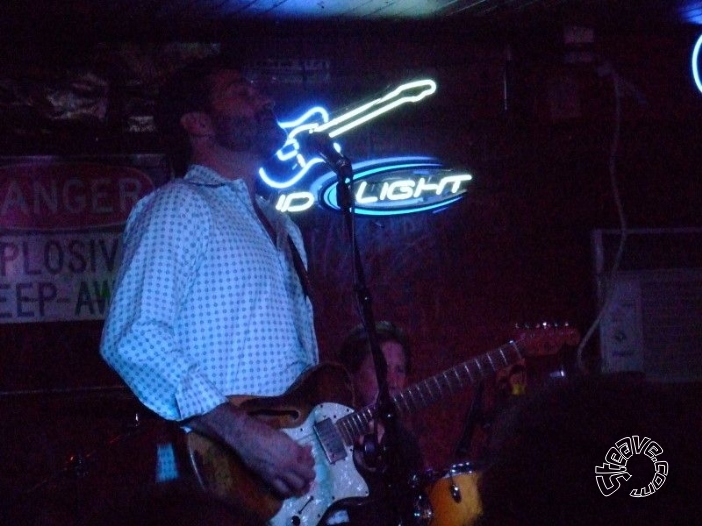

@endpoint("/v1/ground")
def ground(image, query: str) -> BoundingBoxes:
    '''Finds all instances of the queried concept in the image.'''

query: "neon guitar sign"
[259,79,437,189]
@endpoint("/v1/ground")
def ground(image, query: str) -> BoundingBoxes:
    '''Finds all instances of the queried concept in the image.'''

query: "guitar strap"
[253,199,312,299]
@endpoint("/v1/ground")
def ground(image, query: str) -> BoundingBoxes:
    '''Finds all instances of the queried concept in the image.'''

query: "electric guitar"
[260,79,437,189]
[185,325,580,526]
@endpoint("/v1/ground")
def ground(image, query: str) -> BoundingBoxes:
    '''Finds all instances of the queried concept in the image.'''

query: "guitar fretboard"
[335,339,526,445]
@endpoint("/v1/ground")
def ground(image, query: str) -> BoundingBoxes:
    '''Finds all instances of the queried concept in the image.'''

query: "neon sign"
[259,79,437,189]
[275,191,316,213]
[275,157,473,216]
[259,79,472,216]
[692,34,702,95]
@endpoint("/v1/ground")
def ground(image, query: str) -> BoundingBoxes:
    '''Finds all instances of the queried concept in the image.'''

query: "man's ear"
[180,111,212,137]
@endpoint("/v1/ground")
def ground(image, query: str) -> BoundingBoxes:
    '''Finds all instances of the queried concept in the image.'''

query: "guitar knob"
[291,515,301,526]
[450,482,462,503]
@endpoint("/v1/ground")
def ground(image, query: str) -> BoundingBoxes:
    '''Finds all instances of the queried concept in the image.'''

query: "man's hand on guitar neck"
[187,403,316,498]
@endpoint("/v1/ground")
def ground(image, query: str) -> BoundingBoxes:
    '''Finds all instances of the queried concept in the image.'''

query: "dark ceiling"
[0,0,698,42]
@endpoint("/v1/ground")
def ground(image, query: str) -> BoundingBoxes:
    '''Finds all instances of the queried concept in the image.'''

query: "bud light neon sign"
[274,157,473,216]
[260,78,474,216]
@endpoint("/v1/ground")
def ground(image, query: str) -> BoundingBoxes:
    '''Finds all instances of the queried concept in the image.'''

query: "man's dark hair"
[338,321,412,375]
[154,54,241,177]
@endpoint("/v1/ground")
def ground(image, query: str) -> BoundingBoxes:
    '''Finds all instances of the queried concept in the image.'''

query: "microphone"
[301,132,353,176]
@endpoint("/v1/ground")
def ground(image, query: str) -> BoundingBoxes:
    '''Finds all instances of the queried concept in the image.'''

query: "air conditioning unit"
[592,228,702,382]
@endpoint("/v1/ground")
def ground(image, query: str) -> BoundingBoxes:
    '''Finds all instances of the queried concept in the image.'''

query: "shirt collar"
[183,164,249,193]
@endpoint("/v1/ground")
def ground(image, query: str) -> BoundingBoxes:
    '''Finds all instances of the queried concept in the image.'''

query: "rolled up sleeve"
[100,182,227,421]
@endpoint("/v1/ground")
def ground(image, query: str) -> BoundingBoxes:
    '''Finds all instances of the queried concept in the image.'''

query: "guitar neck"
[316,79,437,139]
[336,339,526,444]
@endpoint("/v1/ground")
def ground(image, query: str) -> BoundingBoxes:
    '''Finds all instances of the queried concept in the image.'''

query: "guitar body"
[184,327,579,525]
[185,364,369,526]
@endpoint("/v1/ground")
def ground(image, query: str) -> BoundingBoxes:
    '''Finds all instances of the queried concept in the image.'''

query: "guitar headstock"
[512,323,581,357]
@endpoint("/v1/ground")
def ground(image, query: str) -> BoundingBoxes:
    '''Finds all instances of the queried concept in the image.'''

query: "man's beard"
[212,110,287,160]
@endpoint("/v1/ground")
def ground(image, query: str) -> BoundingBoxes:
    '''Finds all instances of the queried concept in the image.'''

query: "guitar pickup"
[314,417,347,464]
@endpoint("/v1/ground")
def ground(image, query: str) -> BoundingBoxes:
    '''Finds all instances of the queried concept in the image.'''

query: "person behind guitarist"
[100,54,319,504]
[325,321,424,525]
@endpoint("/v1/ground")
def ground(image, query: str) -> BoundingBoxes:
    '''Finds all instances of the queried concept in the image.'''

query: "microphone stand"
[453,380,485,460]
[328,146,415,526]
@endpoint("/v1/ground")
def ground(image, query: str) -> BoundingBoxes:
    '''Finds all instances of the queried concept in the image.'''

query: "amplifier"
[592,228,702,382]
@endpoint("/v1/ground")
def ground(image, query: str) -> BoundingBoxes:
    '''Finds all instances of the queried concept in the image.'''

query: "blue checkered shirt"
[100,165,318,422]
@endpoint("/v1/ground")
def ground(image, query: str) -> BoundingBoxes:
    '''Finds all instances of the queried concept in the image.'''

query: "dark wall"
[1,23,701,522]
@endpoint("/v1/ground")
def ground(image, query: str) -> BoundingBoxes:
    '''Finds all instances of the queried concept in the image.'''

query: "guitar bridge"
[314,417,347,464]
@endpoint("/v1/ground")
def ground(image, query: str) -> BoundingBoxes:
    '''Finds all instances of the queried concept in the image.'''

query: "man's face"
[207,69,287,158]
[353,340,408,407]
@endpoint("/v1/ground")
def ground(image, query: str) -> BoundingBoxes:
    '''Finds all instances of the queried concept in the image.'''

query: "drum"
[412,462,482,526]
